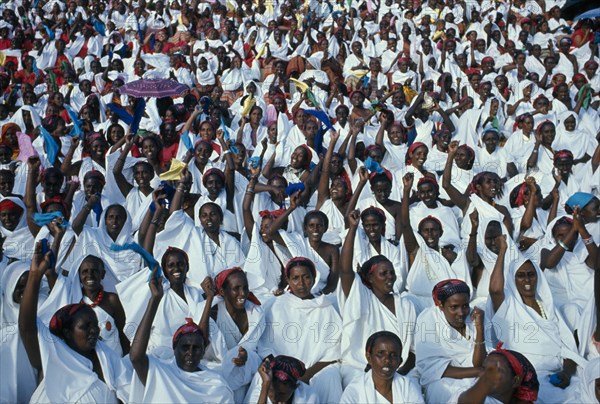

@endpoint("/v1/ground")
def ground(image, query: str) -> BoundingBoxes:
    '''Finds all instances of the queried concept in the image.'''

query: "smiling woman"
[340,331,424,404]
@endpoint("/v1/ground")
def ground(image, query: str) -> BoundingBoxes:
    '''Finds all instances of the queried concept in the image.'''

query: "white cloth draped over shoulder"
[31,328,131,404]
[404,233,472,314]
[337,273,416,381]
[278,231,330,294]
[129,357,234,403]
[259,292,343,402]
[0,197,34,261]
[415,305,487,403]
[67,207,141,288]
[340,370,425,404]
[153,210,245,284]
[116,268,205,353]
[488,256,586,404]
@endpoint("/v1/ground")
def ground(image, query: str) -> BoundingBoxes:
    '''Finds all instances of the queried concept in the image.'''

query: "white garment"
[0,197,34,261]
[340,370,425,403]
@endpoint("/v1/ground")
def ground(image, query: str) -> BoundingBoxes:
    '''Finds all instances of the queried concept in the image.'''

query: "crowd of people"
[0,0,599,402]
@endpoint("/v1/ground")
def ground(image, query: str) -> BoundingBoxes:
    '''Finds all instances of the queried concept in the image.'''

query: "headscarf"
[357,255,391,289]
[270,355,306,384]
[360,206,386,224]
[202,167,225,187]
[418,215,443,232]
[259,208,286,220]
[490,342,539,402]
[432,279,470,306]
[214,267,261,305]
[160,246,189,271]
[417,175,439,192]
[405,142,427,165]
[49,303,89,339]
[172,318,204,348]
[553,149,573,162]
[40,196,70,219]
[369,169,393,184]
[565,192,595,213]
[0,199,24,214]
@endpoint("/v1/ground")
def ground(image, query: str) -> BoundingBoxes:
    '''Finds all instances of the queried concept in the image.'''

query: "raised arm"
[242,167,261,239]
[71,193,100,235]
[60,137,82,177]
[518,178,538,235]
[339,210,360,297]
[401,173,419,257]
[489,235,507,313]
[264,191,301,245]
[142,189,168,254]
[129,268,163,386]
[344,167,369,223]
[25,157,42,236]
[442,141,470,211]
[199,276,216,346]
[169,170,191,215]
[573,206,598,270]
[316,132,340,210]
[112,134,136,198]
[216,130,235,212]
[18,242,51,378]
[466,210,482,269]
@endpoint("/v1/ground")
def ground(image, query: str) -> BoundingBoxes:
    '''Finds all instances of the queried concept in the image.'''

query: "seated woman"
[69,170,111,228]
[338,210,416,387]
[401,173,472,314]
[71,203,141,285]
[200,268,264,402]
[37,255,129,355]
[476,128,508,179]
[264,193,340,296]
[398,141,436,198]
[0,197,35,261]
[245,355,318,404]
[409,176,461,248]
[18,243,131,403]
[489,236,586,403]
[116,246,207,355]
[439,143,477,196]
[150,172,245,283]
[61,133,109,190]
[1,261,50,403]
[509,177,556,256]
[415,280,487,403]
[340,331,425,404]
[541,207,597,331]
[129,269,234,403]
[454,344,539,404]
[443,142,514,238]
[258,257,343,402]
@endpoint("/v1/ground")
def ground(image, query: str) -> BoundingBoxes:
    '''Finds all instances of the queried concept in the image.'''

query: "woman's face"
[476,174,498,199]
[367,147,383,164]
[388,125,403,145]
[222,272,248,310]
[581,198,600,224]
[200,123,215,141]
[454,146,472,170]
[417,182,437,207]
[440,293,470,330]
[0,207,21,231]
[482,132,499,154]
[410,146,428,168]
[554,157,573,178]
[290,146,309,170]
[534,97,549,114]
[133,164,153,187]
[174,333,204,372]
[366,336,402,381]
[83,177,103,198]
[419,219,442,249]
[563,116,576,132]
[539,123,555,145]
[142,138,159,160]
[484,223,503,254]
[64,308,100,353]
[304,217,325,243]
[199,204,221,234]
[250,108,262,125]
[273,97,287,113]
[362,214,384,243]
[552,222,574,249]
[204,173,224,197]
[514,261,537,299]
[194,142,212,166]
[109,126,125,144]
[351,92,365,107]
[287,265,315,299]
[164,252,188,286]
[329,177,347,201]
[371,180,391,204]
[12,271,29,304]
[336,108,349,127]
[3,126,17,146]
[367,261,396,295]
[269,380,296,404]
[520,116,533,134]
[90,138,107,160]
[79,257,105,294]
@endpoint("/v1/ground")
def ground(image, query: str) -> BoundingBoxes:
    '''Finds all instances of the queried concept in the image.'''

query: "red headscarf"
[491,343,539,402]
[0,199,23,213]
[40,196,71,219]
[432,279,470,306]
[172,318,204,348]
[405,142,427,165]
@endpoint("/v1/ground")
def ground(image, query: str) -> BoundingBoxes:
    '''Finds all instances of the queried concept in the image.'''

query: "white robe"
[129,357,234,403]
[416,305,486,403]
[337,273,416,386]
[340,370,425,404]
[0,197,34,261]
[488,256,586,404]
[259,292,343,403]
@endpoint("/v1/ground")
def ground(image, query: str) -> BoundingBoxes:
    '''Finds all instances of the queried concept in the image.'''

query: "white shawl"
[340,370,425,403]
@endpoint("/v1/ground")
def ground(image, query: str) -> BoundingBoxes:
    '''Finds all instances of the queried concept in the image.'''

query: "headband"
[432,279,470,306]
[214,267,261,305]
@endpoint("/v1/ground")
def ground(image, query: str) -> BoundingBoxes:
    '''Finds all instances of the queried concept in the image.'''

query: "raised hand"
[348,209,360,228]
[258,357,273,384]
[447,140,459,155]
[232,346,248,367]
[469,209,479,229]
[496,234,507,252]
[289,190,301,209]
[200,276,216,300]
[30,241,51,277]
[471,306,485,329]
[402,172,414,190]
[359,166,369,183]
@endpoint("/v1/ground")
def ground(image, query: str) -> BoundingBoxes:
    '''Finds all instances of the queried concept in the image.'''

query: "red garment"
[76,41,89,59]
[14,70,42,86]
[162,42,175,53]
[0,38,11,50]
[160,142,179,163]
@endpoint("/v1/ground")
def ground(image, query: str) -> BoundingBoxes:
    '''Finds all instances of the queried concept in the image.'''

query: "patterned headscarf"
[432,279,470,306]
[172,318,204,348]
[214,267,261,305]
[49,303,90,339]
[270,355,306,384]
[490,343,539,402]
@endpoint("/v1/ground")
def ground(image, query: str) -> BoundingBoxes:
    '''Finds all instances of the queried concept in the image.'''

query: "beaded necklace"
[535,299,547,320]
[85,288,104,308]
